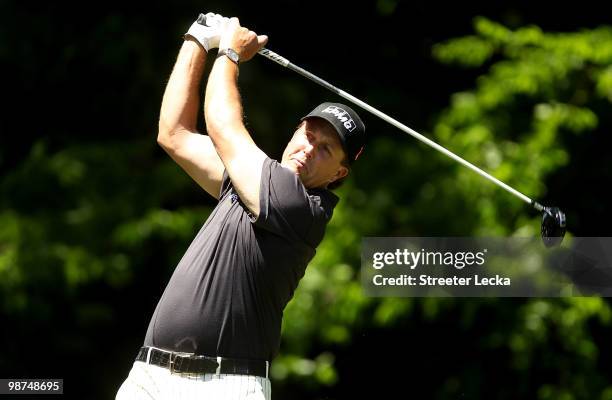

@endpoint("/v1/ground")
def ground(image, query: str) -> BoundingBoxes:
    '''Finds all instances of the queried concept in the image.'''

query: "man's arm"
[204,18,268,216]
[157,38,225,199]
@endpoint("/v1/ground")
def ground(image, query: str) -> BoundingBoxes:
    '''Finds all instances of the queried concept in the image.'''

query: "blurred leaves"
[0,139,213,316]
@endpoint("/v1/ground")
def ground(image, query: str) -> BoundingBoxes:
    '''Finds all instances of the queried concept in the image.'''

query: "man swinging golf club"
[116,12,365,400]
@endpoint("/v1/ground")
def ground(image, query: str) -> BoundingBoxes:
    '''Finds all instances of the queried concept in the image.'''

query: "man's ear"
[330,166,349,183]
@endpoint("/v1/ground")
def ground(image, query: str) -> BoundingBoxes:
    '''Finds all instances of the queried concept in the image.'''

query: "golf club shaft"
[258,48,545,213]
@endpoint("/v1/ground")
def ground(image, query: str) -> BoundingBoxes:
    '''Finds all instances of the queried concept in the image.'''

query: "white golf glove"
[184,12,229,52]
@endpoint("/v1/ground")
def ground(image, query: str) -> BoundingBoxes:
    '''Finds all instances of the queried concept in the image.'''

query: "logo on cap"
[322,106,357,132]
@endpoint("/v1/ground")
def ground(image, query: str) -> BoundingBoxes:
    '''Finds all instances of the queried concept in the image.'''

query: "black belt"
[135,347,269,378]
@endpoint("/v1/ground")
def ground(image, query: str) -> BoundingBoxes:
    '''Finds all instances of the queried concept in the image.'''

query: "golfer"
[116,13,365,400]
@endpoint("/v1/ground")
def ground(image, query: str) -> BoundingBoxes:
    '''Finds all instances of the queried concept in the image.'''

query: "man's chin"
[282,159,307,176]
[280,160,298,173]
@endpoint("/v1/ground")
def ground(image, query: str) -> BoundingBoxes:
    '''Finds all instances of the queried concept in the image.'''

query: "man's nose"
[303,142,315,158]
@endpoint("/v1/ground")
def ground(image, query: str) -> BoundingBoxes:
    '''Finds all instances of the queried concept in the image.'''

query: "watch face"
[228,49,239,63]
[219,48,240,64]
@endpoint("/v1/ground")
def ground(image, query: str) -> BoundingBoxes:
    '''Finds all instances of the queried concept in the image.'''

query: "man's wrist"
[181,37,208,60]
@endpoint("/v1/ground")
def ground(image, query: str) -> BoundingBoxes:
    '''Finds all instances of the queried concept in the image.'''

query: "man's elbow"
[157,131,174,153]
[157,118,185,153]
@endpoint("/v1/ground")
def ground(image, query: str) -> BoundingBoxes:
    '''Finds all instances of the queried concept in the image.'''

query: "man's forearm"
[158,40,207,148]
[204,57,248,152]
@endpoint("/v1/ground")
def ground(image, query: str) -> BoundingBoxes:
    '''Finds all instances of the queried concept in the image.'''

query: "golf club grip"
[257,47,537,209]
[258,48,289,67]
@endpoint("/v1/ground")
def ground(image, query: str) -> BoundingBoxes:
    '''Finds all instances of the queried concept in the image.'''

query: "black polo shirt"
[143,157,339,361]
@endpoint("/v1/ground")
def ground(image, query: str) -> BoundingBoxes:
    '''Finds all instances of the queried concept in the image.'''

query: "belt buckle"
[215,356,222,375]
[169,352,178,374]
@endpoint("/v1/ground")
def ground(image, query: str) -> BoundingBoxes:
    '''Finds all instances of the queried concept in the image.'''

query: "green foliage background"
[1,2,611,399]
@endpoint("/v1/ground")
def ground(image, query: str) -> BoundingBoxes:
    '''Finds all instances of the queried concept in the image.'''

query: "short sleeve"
[218,169,232,200]
[254,158,338,246]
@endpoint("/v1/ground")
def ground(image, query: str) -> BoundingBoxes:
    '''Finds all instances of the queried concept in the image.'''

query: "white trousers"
[116,361,272,400]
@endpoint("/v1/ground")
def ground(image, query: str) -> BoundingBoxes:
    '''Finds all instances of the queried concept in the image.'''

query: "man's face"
[281,118,349,189]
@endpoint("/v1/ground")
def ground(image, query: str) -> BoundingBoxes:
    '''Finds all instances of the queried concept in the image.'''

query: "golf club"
[257,47,567,247]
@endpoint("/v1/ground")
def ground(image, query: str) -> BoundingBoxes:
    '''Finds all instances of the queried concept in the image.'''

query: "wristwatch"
[217,48,240,65]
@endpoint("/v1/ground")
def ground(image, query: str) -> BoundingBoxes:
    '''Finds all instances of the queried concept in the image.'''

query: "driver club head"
[541,207,566,247]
